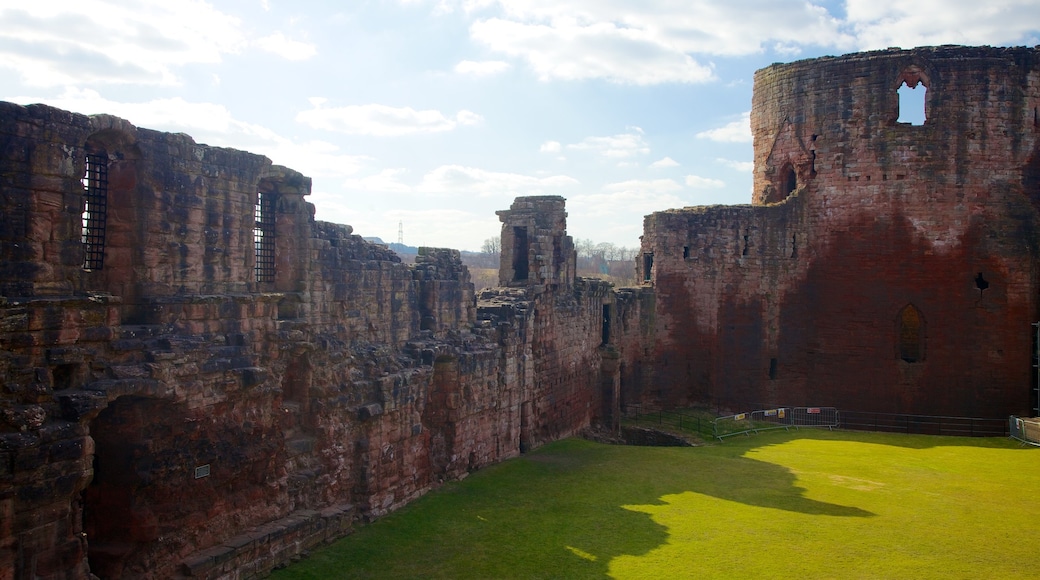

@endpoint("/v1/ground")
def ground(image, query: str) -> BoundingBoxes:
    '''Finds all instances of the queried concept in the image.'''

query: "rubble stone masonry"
[641,46,1040,417]
[0,105,634,578]
[2,44,1038,580]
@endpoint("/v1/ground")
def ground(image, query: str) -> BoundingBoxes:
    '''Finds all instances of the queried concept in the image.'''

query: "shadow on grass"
[273,434,878,579]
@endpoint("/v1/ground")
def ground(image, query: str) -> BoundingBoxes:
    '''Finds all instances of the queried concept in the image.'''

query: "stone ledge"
[177,504,354,579]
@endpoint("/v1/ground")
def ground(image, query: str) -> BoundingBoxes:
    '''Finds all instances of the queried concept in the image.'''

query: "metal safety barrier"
[1010,416,1040,446]
[713,407,839,440]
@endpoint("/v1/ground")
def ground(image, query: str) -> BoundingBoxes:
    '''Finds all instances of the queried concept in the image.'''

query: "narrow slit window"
[254,191,275,283]
[897,81,927,125]
[642,253,653,282]
[781,164,797,197]
[512,226,529,281]
[898,304,925,363]
[601,304,611,346]
[82,153,108,271]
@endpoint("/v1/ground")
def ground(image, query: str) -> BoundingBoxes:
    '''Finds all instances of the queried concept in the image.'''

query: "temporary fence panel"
[713,407,838,440]
[787,407,839,429]
[1010,416,1040,446]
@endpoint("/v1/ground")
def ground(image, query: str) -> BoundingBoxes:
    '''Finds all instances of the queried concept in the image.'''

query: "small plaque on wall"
[194,464,211,479]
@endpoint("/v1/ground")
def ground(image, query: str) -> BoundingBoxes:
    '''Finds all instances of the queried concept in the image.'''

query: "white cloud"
[296,103,484,136]
[685,175,726,189]
[342,169,414,193]
[570,181,685,219]
[455,110,484,126]
[568,129,649,158]
[470,17,715,84]
[846,0,1040,50]
[604,179,682,193]
[697,112,752,143]
[461,1,865,85]
[8,87,371,179]
[454,59,511,75]
[460,1,1040,85]
[357,208,501,252]
[254,32,317,61]
[539,140,562,153]
[717,158,754,172]
[417,164,578,196]
[650,156,679,168]
[0,1,245,86]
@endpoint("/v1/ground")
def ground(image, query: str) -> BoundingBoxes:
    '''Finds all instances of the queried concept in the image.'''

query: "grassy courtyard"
[272,430,1039,579]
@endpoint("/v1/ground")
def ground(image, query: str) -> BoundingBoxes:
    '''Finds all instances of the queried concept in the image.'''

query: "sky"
[2,1,1039,252]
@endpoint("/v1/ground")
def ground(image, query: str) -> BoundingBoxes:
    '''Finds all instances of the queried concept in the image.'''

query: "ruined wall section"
[1,100,618,580]
[497,196,576,289]
[0,103,295,580]
[525,279,613,445]
[611,286,656,414]
[643,46,1040,416]
[0,102,433,578]
[413,247,476,338]
[640,202,807,410]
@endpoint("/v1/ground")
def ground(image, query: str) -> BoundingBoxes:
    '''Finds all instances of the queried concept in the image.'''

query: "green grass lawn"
[272,430,1040,579]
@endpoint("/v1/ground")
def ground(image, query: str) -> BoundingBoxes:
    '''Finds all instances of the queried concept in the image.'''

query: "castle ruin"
[1,45,1037,579]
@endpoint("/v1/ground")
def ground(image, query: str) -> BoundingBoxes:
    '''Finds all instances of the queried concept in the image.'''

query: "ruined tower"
[640,46,1040,417]
[496,196,576,289]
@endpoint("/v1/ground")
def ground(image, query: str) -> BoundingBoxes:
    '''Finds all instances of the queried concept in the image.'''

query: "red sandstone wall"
[643,46,1040,417]
[1,101,615,580]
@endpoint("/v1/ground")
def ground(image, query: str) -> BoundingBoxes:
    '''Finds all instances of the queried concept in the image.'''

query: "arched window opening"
[897,81,927,125]
[898,304,925,363]
[254,189,276,283]
[82,152,108,270]
[764,163,798,204]
[781,163,797,197]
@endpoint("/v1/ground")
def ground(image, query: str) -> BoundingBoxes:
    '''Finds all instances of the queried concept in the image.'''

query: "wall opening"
[84,397,173,578]
[781,163,797,197]
[512,226,529,281]
[254,190,275,283]
[769,357,778,380]
[601,304,611,346]
[81,153,108,271]
[897,81,927,125]
[683,245,690,259]
[642,253,653,282]
[52,363,80,391]
[552,235,563,281]
[810,134,818,175]
[1024,151,1040,207]
[898,304,925,363]
[764,163,798,204]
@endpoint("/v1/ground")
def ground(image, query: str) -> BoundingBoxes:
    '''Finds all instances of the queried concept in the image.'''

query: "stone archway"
[83,396,192,578]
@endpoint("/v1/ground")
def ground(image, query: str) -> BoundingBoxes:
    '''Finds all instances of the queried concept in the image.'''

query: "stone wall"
[0,103,633,579]
[5,44,1036,580]
[640,46,1040,417]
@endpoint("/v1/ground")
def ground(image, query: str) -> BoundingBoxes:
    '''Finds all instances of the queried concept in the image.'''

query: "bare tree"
[481,236,501,256]
[575,238,596,259]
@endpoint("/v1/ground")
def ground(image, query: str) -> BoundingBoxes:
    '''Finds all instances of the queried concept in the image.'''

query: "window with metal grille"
[254,191,275,282]
[81,153,108,271]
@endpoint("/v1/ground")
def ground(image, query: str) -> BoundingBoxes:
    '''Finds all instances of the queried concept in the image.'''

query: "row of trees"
[476,236,640,286]
[480,236,638,262]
